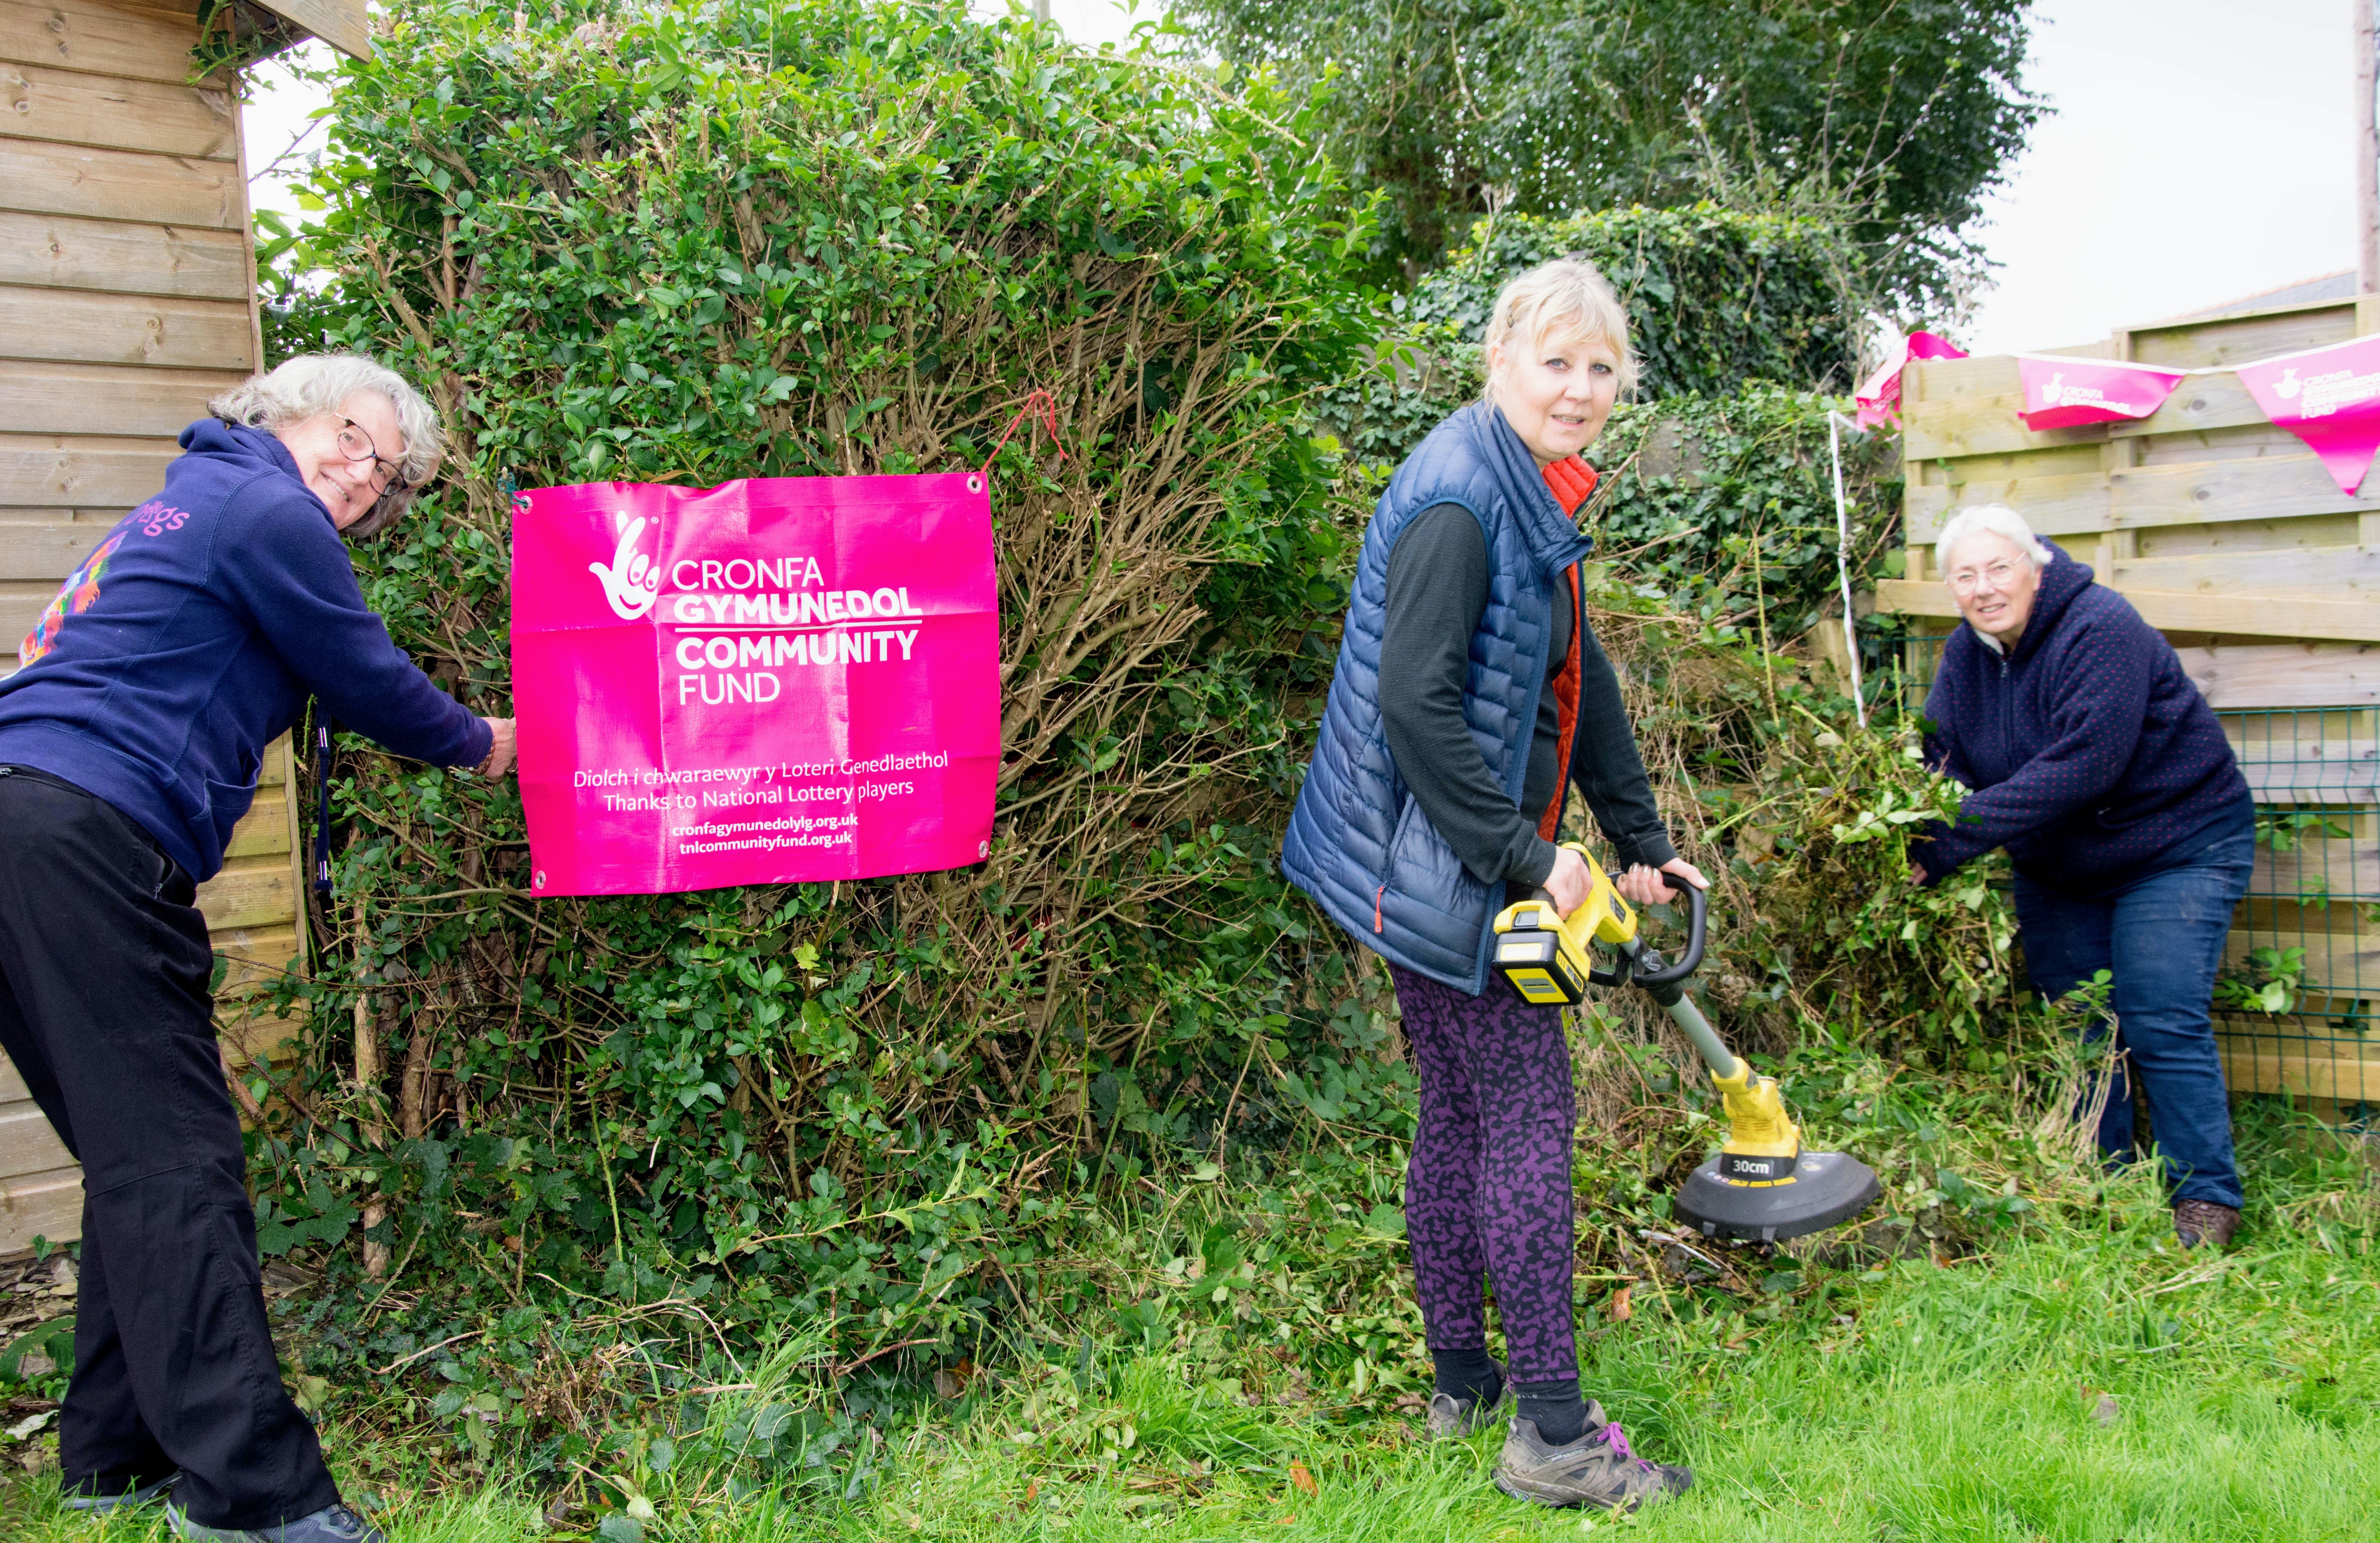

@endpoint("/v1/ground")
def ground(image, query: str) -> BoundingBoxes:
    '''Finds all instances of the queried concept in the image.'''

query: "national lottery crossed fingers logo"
[587,511,662,619]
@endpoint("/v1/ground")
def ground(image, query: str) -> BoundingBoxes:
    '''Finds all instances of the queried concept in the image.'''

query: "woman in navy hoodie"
[0,354,509,1542]
[1915,504,2253,1252]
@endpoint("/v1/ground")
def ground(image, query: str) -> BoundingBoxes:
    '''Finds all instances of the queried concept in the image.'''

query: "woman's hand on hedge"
[1618,857,1707,906]
[474,718,517,780]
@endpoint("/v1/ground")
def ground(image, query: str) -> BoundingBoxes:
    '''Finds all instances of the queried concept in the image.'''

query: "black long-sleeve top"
[1379,503,1678,889]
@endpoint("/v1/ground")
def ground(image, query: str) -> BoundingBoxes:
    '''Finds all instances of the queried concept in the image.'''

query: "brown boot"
[2173,1199,2240,1250]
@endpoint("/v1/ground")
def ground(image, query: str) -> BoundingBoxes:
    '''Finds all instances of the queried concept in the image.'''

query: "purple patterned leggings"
[1391,963,1578,1383]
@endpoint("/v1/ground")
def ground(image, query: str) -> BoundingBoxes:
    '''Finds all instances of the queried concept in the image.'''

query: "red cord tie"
[979,389,1065,484]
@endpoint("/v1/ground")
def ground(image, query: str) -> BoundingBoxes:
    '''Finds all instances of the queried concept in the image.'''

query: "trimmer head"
[1672,1148,1882,1243]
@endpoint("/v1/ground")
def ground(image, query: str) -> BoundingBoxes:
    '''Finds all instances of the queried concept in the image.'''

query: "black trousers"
[0,765,339,1529]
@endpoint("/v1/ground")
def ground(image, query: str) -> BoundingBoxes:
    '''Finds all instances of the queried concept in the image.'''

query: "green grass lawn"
[8,1102,2374,1541]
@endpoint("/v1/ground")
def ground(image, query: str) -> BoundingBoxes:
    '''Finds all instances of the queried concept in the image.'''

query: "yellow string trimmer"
[1492,844,1880,1243]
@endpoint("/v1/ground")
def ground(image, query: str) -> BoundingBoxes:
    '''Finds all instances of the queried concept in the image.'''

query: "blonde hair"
[208,353,444,539]
[1481,257,1639,401]
[1935,504,2054,573]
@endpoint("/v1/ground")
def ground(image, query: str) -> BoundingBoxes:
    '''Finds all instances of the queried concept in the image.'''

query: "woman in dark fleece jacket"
[1916,503,2253,1252]
[0,354,511,1543]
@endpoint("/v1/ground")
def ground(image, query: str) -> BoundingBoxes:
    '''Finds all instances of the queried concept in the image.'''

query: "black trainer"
[168,1502,385,1543]
[64,1471,181,1514]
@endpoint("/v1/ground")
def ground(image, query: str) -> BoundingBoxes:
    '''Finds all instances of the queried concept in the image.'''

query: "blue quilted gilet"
[1280,402,1593,994]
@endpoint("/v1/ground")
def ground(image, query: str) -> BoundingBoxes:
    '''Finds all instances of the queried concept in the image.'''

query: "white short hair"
[208,353,444,538]
[1935,503,2054,573]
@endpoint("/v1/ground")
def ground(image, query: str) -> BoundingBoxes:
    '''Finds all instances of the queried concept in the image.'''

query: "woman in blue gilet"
[1281,259,1704,1513]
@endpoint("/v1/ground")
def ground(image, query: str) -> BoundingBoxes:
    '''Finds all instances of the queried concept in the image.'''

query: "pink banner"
[2237,335,2380,495]
[1854,330,1967,429]
[2015,354,2189,431]
[511,475,1000,896]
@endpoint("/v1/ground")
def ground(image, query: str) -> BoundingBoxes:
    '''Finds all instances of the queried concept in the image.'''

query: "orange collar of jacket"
[1541,454,1598,515]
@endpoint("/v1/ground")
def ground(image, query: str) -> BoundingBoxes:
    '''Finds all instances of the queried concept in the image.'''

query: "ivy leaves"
[1404,207,1862,400]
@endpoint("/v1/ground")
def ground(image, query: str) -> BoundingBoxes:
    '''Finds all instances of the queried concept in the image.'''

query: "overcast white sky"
[1963,0,2359,353]
[242,0,2359,355]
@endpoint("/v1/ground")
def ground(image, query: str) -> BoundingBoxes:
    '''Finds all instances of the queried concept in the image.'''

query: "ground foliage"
[12,1037,2374,1541]
[1172,0,2045,308]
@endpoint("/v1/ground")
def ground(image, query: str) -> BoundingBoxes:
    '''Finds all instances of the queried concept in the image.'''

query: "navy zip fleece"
[1917,549,2250,894]
[0,420,491,882]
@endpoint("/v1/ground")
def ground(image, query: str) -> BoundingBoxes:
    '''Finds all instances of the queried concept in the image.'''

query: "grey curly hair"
[207,353,444,539]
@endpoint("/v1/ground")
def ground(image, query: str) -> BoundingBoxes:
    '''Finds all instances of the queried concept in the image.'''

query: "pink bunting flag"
[510,474,1001,896]
[2015,355,2190,431]
[2236,335,2380,495]
[1854,330,1967,429]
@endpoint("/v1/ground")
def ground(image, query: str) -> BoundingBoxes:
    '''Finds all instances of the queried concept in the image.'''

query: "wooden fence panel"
[0,142,246,228]
[0,0,211,84]
[0,286,255,371]
[0,362,244,438]
[2,60,239,159]
[0,434,188,508]
[0,208,252,300]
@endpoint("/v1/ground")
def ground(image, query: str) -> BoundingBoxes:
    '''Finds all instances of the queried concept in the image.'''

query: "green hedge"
[1400,206,1861,399]
[247,0,1397,1396]
[1319,367,1902,638]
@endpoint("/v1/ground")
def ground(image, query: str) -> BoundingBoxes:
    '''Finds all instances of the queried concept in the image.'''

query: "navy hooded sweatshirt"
[0,420,492,883]
[1918,548,2251,894]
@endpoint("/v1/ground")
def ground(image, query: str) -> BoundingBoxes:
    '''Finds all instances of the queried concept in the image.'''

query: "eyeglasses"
[1946,559,2022,594]
[332,417,410,501]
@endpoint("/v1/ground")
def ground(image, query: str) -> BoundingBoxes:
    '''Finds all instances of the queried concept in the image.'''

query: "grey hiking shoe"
[65,1472,180,1514]
[168,1502,384,1543]
[1425,1361,1509,1439]
[1493,1405,1693,1511]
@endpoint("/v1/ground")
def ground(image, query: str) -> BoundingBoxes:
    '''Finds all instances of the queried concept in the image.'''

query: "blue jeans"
[2013,821,2255,1208]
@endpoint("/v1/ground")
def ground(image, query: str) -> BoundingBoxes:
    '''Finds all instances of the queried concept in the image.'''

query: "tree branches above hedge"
[1174,0,2043,310]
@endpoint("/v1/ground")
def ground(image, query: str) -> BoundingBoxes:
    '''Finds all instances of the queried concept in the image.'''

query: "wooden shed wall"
[1,0,309,1254]
[1877,294,2380,1116]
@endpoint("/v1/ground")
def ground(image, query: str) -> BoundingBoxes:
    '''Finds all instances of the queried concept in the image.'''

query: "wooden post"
[352,899,389,1277]
[2359,0,2378,295]
[1033,0,1050,21]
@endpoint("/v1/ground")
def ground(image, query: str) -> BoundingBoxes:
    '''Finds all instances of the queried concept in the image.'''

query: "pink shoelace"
[1595,1420,1654,1471]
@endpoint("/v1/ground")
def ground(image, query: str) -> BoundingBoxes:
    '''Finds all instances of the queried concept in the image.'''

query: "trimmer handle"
[1628,876,1707,990]
[1523,885,1632,986]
